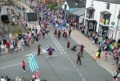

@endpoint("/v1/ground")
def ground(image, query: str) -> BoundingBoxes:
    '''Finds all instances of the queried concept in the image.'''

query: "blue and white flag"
[46,45,55,53]
[28,53,40,72]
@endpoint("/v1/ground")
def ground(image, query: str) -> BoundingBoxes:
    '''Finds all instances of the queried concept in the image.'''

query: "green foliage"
[28,27,31,30]
[49,5,56,11]
[13,29,22,35]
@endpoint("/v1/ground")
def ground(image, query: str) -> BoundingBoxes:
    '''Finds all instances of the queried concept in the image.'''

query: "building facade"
[84,0,120,39]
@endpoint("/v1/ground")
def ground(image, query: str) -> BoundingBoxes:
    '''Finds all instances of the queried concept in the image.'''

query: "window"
[100,14,111,25]
[107,3,110,9]
[65,4,67,10]
[91,0,94,6]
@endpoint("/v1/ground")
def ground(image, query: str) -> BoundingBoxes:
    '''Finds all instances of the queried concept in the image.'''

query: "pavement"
[0,0,113,81]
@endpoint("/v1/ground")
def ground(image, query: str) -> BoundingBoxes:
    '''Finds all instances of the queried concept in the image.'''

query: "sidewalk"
[65,28,115,75]
[1,0,40,54]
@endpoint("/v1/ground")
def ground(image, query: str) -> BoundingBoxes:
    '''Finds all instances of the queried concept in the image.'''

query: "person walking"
[65,32,67,39]
[67,41,70,50]
[63,29,65,37]
[68,28,72,36]
[77,52,84,65]
[22,60,26,72]
[78,44,85,55]
[49,47,52,57]
[58,30,61,39]
[94,51,99,60]
[37,45,42,55]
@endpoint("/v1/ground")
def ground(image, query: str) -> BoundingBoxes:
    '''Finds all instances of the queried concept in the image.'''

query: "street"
[0,19,112,81]
[0,0,113,81]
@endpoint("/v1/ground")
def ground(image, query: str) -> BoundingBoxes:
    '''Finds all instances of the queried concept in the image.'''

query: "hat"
[67,41,70,43]
[50,47,52,49]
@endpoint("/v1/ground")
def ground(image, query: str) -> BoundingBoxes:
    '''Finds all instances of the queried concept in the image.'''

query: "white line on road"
[62,49,64,51]
[0,61,28,69]
[64,52,66,54]
[82,78,85,81]
[79,73,82,77]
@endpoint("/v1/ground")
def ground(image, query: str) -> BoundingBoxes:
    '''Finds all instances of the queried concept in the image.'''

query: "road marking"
[61,52,63,54]
[0,61,28,69]
[79,73,82,77]
[59,49,61,51]
[82,78,85,81]
[64,52,66,54]
[45,55,58,58]
[76,69,79,72]
[62,49,64,51]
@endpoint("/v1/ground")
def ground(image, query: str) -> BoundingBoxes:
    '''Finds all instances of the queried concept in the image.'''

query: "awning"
[70,8,85,16]
[86,6,95,11]
[101,10,111,15]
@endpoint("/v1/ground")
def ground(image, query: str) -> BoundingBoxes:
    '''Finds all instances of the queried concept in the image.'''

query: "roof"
[70,8,85,16]
[87,6,95,11]
[65,0,86,8]
[95,0,120,4]
[101,10,111,15]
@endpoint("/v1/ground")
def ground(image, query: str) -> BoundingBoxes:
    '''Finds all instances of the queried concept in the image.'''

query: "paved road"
[0,1,113,81]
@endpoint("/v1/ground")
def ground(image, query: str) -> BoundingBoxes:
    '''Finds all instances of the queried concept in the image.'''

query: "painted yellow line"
[0,30,52,59]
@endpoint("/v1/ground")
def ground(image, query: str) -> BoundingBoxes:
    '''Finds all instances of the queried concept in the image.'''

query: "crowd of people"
[1,0,119,80]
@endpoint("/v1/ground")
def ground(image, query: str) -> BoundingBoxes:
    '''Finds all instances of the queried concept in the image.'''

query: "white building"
[84,0,120,39]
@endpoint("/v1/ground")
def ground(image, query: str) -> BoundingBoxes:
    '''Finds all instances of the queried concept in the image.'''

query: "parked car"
[17,5,24,10]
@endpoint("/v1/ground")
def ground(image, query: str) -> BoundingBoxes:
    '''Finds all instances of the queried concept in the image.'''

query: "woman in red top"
[67,41,70,50]
[54,29,57,35]
[22,60,25,72]
[49,47,52,57]
[6,41,10,49]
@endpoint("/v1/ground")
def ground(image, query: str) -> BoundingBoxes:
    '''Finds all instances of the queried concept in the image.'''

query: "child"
[105,51,109,61]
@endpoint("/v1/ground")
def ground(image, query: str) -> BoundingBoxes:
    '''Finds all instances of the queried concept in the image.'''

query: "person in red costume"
[54,29,57,35]
[22,60,25,72]
[49,47,52,57]
[67,41,70,50]
[65,32,67,38]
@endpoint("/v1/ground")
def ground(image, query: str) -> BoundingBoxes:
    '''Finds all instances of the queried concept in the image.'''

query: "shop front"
[85,20,97,32]
[98,25,109,38]
[108,27,115,39]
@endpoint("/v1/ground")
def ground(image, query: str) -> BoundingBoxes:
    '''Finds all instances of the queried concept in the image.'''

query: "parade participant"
[22,60,25,72]
[78,44,85,55]
[68,28,72,36]
[71,45,77,51]
[58,30,61,39]
[67,41,70,50]
[37,45,42,55]
[77,52,84,65]
[54,29,57,35]
[94,51,99,60]
[63,29,65,37]
[65,32,67,38]
[49,47,53,57]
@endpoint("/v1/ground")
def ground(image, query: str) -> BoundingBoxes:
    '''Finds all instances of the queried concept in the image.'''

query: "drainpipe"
[115,18,119,41]
[113,4,117,40]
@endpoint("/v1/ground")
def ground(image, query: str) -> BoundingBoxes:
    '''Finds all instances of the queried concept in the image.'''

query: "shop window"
[100,14,110,25]
[98,25,109,36]
[91,0,94,6]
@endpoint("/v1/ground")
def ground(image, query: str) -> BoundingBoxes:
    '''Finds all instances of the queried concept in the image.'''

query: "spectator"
[6,40,10,49]
[5,76,10,81]
[1,77,5,81]
[9,33,12,42]
[5,34,9,40]
[1,43,5,53]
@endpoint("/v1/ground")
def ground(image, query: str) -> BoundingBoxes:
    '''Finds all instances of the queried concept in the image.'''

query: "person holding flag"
[78,44,85,55]
[46,45,55,57]
[49,47,53,57]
